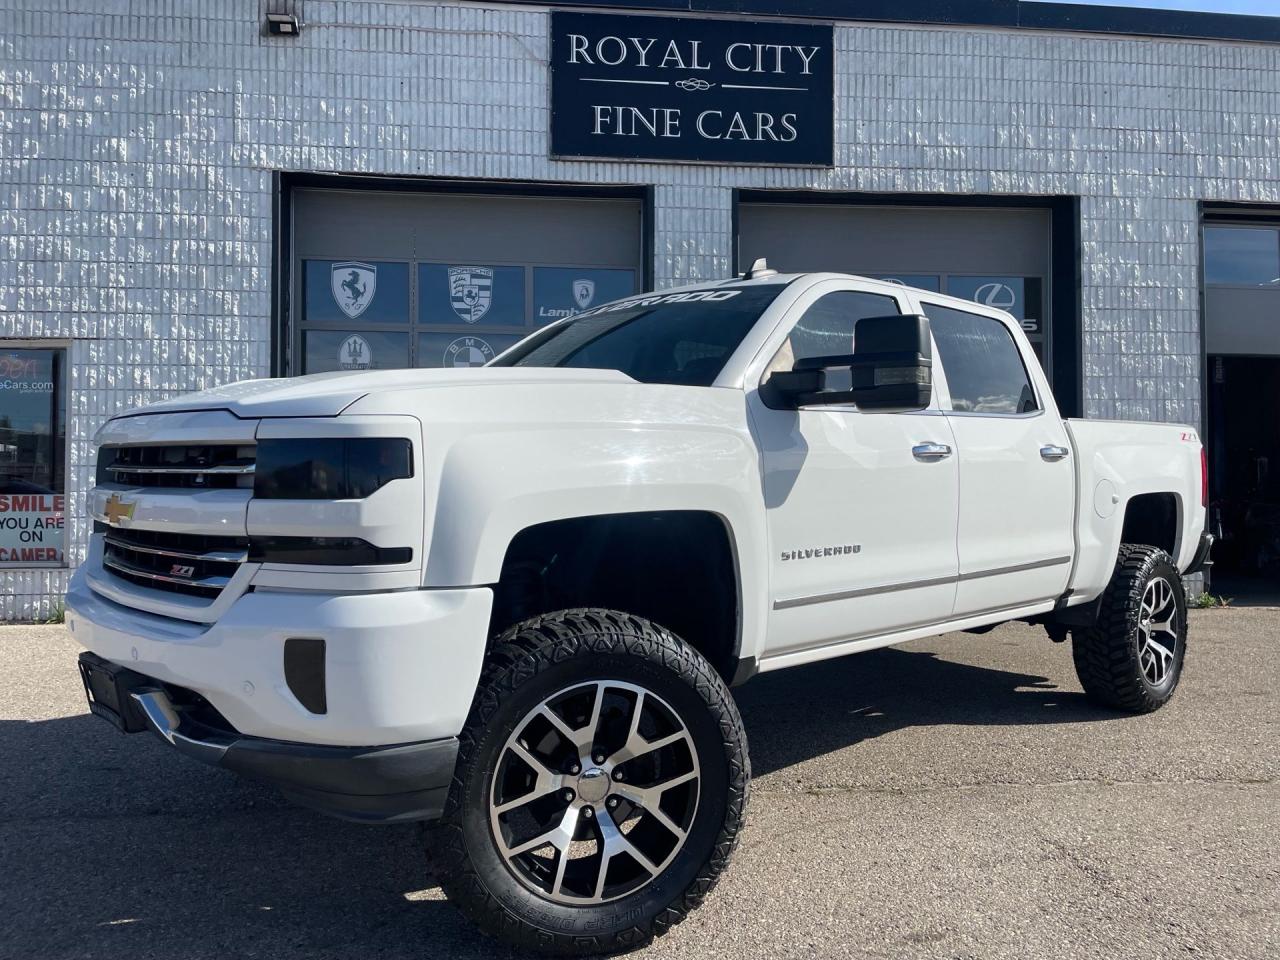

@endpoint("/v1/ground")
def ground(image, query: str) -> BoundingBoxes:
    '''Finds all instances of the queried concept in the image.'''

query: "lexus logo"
[973,282,1017,311]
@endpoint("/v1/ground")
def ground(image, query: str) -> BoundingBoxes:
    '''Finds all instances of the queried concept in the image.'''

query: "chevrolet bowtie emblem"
[103,493,136,527]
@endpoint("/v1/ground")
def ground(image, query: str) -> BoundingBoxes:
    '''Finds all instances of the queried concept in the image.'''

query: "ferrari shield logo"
[331,262,377,319]
[572,279,595,310]
[448,267,493,324]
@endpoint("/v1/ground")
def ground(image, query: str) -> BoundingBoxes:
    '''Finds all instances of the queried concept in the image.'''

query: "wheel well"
[488,511,740,682]
[1121,493,1179,557]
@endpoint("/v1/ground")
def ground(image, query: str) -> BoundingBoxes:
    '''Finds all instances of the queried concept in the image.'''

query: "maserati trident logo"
[330,262,377,319]
[337,334,373,371]
[448,266,494,323]
[572,278,596,309]
[103,493,136,527]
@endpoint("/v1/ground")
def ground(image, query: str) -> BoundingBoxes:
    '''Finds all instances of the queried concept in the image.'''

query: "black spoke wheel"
[489,679,701,905]
[1072,545,1188,713]
[429,609,749,956]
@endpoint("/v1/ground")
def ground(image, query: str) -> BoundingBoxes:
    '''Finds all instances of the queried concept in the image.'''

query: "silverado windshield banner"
[550,12,834,166]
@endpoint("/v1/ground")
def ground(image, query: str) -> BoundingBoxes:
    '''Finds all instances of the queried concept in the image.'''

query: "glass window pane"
[784,291,901,364]
[303,260,409,324]
[302,330,409,374]
[419,264,525,327]
[1204,227,1280,286]
[870,274,941,293]
[0,348,67,566]
[947,276,1044,335]
[418,332,525,369]
[532,267,636,325]
[924,304,1038,415]
[764,291,901,392]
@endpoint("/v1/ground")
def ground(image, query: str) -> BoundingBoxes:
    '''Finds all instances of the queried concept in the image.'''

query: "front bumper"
[79,652,456,822]
[65,568,493,746]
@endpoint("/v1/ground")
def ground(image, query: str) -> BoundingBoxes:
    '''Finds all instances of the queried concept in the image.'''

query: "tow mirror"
[767,313,933,411]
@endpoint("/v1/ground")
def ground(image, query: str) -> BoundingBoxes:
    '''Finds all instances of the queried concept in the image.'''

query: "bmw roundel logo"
[444,336,496,368]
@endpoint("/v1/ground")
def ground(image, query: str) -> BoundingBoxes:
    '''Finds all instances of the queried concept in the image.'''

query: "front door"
[747,282,960,661]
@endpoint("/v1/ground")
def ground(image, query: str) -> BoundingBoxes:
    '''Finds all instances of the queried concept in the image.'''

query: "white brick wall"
[1,0,1277,617]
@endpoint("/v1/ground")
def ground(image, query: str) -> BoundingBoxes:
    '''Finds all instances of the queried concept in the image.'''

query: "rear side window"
[923,303,1038,415]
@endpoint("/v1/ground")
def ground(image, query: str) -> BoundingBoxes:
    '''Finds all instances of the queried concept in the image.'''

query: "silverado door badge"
[780,544,861,562]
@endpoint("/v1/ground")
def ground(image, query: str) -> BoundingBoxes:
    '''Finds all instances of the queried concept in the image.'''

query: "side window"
[765,290,901,381]
[923,303,1038,414]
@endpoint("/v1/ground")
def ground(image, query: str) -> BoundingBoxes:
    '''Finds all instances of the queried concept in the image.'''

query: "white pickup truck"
[69,266,1211,955]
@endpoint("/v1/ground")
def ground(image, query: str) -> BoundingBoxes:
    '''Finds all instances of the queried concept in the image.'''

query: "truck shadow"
[0,646,1110,959]
[738,645,1110,777]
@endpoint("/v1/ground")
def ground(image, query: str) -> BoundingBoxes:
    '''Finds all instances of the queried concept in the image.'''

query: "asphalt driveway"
[1,609,1276,959]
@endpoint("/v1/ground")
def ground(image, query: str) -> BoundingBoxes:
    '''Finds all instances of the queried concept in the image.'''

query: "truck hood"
[120,367,639,419]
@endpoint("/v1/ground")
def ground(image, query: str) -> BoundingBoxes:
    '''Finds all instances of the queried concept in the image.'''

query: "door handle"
[912,442,953,462]
[1040,444,1070,462]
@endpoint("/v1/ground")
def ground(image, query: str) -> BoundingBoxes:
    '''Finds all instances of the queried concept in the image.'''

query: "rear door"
[918,299,1074,616]
[747,280,960,660]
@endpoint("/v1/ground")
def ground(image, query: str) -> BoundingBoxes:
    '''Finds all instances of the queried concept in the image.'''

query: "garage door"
[738,203,1052,369]
[290,189,643,374]
[1202,220,1280,357]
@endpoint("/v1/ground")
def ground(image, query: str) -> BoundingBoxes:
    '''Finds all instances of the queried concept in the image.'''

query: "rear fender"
[1065,419,1204,600]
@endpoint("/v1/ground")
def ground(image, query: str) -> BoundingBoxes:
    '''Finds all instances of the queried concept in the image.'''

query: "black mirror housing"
[767,314,934,411]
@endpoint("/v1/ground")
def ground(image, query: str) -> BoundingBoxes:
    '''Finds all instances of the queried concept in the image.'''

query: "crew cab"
[68,266,1211,955]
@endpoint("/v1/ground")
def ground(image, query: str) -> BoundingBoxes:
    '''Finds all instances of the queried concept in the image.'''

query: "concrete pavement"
[1,609,1276,959]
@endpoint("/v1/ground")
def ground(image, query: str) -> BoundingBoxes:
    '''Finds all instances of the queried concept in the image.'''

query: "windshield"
[492,285,785,386]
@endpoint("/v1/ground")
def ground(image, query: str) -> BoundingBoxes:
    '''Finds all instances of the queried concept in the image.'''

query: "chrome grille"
[96,444,255,489]
[99,525,248,599]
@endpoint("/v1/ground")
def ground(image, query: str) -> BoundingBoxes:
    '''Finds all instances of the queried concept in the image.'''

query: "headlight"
[253,438,413,500]
[249,537,413,566]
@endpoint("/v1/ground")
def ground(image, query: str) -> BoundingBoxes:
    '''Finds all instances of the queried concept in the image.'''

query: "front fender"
[421,421,769,666]
[424,423,762,580]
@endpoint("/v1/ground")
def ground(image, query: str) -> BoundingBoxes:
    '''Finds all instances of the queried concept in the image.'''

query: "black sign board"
[550,12,834,166]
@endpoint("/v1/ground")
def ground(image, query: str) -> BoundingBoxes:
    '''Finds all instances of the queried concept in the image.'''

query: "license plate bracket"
[78,652,151,733]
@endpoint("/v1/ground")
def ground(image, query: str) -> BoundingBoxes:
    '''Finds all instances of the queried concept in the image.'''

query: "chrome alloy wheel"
[1138,576,1180,686]
[489,680,700,905]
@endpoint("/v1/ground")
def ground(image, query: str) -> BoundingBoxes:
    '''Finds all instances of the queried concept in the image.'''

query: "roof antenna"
[744,257,777,280]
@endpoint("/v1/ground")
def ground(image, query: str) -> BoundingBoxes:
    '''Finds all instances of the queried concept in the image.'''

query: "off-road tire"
[428,609,749,956]
[1072,545,1188,713]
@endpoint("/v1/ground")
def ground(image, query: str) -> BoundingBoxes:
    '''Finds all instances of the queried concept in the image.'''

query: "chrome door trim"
[773,555,1071,610]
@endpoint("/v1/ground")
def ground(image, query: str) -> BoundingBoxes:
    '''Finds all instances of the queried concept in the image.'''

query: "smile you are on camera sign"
[550,12,834,166]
